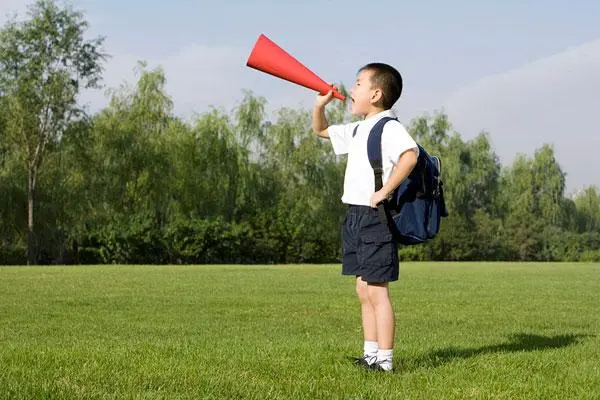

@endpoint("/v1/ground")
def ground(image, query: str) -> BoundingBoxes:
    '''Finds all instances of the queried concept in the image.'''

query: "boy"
[312,63,419,372]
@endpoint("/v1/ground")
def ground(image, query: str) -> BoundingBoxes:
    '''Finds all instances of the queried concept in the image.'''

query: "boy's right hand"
[315,89,335,108]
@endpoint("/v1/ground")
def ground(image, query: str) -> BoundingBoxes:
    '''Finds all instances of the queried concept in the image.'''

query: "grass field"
[0,262,598,399]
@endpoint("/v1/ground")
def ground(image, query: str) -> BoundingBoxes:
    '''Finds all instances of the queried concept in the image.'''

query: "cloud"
[0,0,28,23]
[80,40,331,123]
[80,43,254,117]
[2,5,318,119]
[443,38,600,193]
[158,44,256,116]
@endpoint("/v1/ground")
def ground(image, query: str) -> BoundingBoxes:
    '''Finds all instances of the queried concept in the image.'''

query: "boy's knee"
[355,276,369,302]
[366,282,390,306]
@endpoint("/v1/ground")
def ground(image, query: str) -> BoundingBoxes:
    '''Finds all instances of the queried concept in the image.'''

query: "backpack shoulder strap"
[366,116,398,228]
[366,116,397,191]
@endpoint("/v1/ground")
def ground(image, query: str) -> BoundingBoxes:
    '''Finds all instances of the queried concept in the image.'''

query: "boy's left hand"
[370,190,388,208]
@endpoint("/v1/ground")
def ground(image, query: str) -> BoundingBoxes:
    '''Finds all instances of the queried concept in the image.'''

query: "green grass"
[0,262,598,399]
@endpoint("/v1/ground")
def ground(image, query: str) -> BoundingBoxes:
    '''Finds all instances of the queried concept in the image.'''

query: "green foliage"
[0,0,106,264]
[0,1,599,264]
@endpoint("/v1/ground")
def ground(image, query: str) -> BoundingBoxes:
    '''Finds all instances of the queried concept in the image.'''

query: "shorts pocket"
[357,232,394,267]
[361,232,393,244]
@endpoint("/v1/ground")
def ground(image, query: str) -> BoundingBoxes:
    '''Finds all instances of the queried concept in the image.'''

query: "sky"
[1,0,599,194]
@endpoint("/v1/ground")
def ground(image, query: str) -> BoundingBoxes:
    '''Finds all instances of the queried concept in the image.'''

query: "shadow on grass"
[409,333,592,371]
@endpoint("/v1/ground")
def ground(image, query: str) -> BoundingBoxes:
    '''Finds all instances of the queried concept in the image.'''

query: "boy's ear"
[370,88,384,105]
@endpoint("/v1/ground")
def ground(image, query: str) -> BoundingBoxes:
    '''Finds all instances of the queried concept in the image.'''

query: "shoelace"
[371,359,393,371]
[363,355,378,365]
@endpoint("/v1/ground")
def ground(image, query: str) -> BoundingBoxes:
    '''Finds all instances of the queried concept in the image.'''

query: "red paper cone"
[246,34,345,101]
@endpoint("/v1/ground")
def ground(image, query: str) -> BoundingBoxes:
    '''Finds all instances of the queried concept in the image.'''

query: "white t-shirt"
[328,109,419,206]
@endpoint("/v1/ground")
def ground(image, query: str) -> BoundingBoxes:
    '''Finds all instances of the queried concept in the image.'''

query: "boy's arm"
[312,90,335,138]
[370,148,418,208]
[312,104,330,138]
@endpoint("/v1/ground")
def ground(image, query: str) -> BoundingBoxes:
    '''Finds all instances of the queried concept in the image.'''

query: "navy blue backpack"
[354,117,449,245]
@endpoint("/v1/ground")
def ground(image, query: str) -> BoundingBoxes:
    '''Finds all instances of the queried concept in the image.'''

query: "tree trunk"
[27,166,36,265]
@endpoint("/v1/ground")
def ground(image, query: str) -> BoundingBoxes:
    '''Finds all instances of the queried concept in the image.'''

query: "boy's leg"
[367,282,395,371]
[367,282,394,349]
[356,208,399,371]
[356,276,378,364]
[341,206,378,366]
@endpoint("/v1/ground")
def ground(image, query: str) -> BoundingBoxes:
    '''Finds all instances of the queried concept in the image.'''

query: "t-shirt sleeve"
[381,120,419,164]
[327,122,359,155]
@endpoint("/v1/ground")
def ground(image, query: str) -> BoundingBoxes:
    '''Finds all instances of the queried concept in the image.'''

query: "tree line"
[1,0,599,265]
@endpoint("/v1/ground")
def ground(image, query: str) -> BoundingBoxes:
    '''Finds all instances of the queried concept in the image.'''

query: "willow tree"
[0,0,106,264]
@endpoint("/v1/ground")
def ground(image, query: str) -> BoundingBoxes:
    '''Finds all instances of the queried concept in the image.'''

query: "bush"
[0,244,26,265]
[579,250,600,262]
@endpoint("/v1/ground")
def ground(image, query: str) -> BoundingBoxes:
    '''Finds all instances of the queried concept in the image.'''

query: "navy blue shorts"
[341,205,399,283]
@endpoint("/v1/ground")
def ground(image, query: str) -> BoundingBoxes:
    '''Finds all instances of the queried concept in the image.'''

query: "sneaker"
[349,355,376,369]
[369,360,395,373]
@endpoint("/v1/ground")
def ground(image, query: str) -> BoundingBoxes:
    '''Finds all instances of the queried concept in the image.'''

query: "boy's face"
[350,69,382,116]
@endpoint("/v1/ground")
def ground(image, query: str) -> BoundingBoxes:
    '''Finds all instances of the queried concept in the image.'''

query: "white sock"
[377,349,393,371]
[363,340,378,364]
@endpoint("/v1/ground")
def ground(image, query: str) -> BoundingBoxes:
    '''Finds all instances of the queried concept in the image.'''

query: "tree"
[72,62,176,261]
[573,186,600,233]
[531,144,566,225]
[0,0,106,264]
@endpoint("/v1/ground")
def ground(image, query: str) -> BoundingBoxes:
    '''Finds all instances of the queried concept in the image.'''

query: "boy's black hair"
[359,63,403,110]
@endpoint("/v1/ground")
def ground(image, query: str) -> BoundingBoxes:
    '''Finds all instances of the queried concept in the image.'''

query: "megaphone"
[246,34,345,101]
